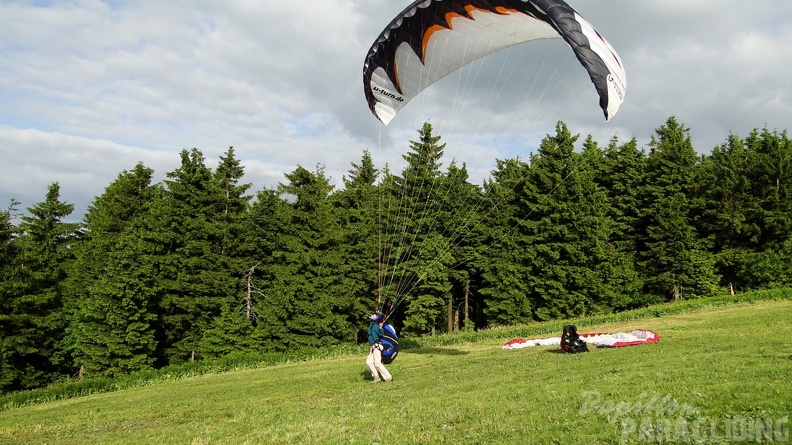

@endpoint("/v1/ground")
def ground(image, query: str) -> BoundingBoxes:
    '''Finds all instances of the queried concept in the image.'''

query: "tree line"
[1,116,791,392]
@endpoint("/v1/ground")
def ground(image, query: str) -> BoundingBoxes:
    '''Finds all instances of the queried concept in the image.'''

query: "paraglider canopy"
[363,0,626,124]
[503,329,660,350]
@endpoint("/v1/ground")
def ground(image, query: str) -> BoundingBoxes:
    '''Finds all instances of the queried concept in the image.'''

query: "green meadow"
[1,300,790,444]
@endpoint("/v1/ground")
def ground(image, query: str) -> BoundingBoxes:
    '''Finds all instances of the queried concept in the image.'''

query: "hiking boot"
[371,376,381,383]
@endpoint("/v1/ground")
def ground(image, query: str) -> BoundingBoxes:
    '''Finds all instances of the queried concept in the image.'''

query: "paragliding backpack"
[380,323,400,364]
[561,325,589,353]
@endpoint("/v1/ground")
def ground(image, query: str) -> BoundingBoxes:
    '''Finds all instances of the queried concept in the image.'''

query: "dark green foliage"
[744,130,792,251]
[600,137,646,255]
[2,184,80,390]
[386,123,452,334]
[638,117,720,300]
[199,300,262,358]
[0,200,21,390]
[694,135,750,291]
[3,117,792,393]
[435,161,483,332]
[519,123,628,319]
[256,165,357,349]
[401,232,453,334]
[332,151,383,337]
[68,164,159,377]
[593,136,645,307]
[739,238,792,289]
[479,158,536,326]
[145,148,251,364]
[4,287,791,413]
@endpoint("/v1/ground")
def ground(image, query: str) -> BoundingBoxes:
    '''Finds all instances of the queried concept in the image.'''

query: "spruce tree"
[731,129,792,290]
[600,136,647,255]
[520,122,625,319]
[258,165,356,348]
[195,147,254,358]
[390,122,449,335]
[695,134,758,292]
[333,151,382,335]
[402,232,452,335]
[744,129,792,251]
[213,147,252,258]
[242,188,288,350]
[0,200,21,390]
[3,184,80,389]
[199,297,261,359]
[434,161,482,332]
[598,136,646,306]
[150,148,239,363]
[638,117,720,300]
[68,164,159,376]
[479,158,534,326]
[373,166,404,316]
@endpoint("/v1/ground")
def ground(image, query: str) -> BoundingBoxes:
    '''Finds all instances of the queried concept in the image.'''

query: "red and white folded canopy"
[503,329,659,349]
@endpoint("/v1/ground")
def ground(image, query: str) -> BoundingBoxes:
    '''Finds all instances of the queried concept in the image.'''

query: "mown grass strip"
[0,300,790,444]
[0,301,792,444]
[1,288,790,414]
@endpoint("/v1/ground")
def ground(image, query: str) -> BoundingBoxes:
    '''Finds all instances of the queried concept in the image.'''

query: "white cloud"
[0,125,171,213]
[2,0,791,219]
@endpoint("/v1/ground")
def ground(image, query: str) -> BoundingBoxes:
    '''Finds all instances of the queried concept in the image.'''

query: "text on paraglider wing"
[608,74,624,101]
[373,87,404,102]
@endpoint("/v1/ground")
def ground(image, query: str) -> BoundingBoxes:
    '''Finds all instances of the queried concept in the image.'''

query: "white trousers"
[366,344,392,381]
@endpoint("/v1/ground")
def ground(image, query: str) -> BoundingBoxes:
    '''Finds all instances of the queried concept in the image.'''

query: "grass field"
[1,301,790,444]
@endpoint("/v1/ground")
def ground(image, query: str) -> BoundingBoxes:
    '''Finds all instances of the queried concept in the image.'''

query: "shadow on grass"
[359,370,375,382]
[543,348,593,354]
[544,348,567,354]
[359,369,397,382]
[402,347,469,356]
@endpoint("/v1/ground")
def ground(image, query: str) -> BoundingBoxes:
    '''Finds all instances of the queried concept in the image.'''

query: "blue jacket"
[367,322,384,346]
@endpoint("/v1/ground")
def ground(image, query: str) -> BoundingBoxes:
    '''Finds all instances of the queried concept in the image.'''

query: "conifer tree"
[193,147,255,358]
[520,122,625,319]
[638,117,720,300]
[0,200,21,390]
[258,165,356,348]
[728,129,792,290]
[68,164,159,376]
[3,184,80,389]
[695,134,758,291]
[597,136,646,306]
[333,151,382,332]
[600,136,647,255]
[744,129,792,251]
[242,188,287,350]
[150,149,240,363]
[213,147,252,257]
[373,166,404,315]
[402,232,452,335]
[479,158,534,326]
[391,122,449,335]
[434,161,482,331]
[199,297,261,358]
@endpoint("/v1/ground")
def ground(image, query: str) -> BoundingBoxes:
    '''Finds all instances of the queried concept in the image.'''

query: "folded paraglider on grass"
[503,328,659,350]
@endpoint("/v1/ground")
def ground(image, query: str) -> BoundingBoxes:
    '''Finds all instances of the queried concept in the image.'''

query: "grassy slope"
[1,301,790,444]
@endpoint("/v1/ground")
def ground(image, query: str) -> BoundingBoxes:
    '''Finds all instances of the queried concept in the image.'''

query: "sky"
[1,0,791,220]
